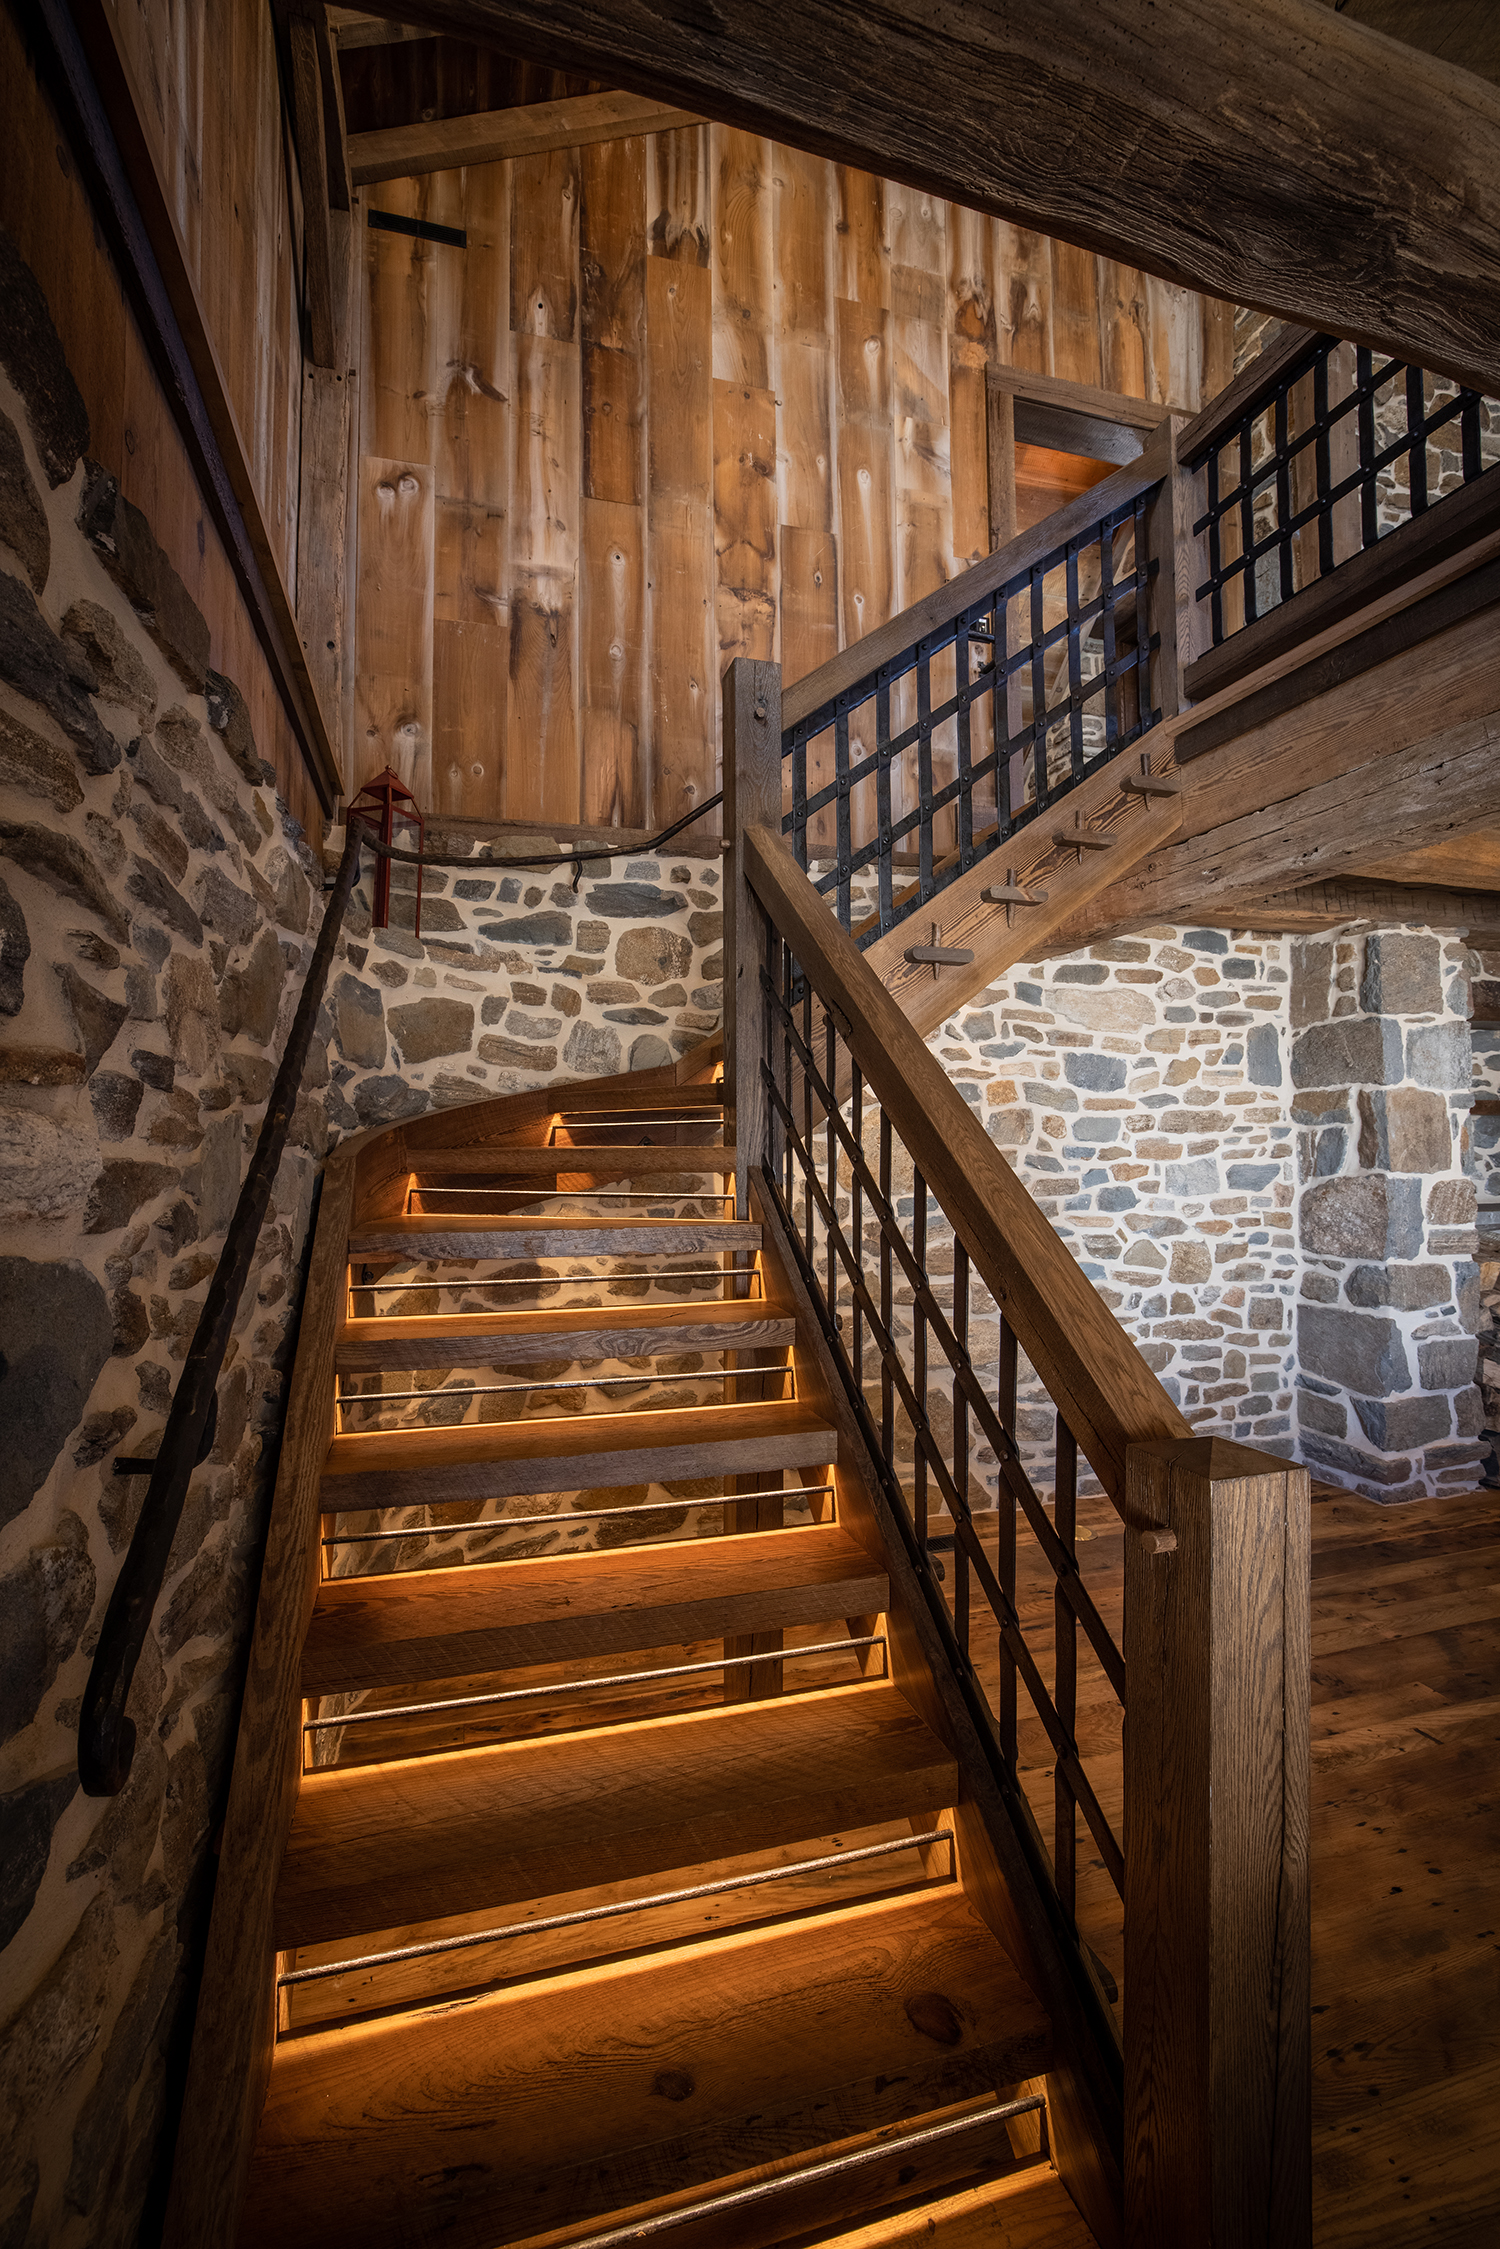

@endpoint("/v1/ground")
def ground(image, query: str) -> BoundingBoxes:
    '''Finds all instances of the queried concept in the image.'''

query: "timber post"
[722,656,782,1225]
[1123,1436,1312,2249]
[1145,410,1203,728]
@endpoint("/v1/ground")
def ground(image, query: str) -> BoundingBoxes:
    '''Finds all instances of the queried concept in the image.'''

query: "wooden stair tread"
[246,1887,1050,2249]
[347,1214,759,1258]
[404,1143,736,1175]
[273,1682,955,1947]
[812,2166,1095,2247]
[336,1296,794,1370]
[320,1399,837,1507]
[302,1523,888,1693]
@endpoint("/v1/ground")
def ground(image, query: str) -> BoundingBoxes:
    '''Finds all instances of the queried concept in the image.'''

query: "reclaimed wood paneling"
[355,456,435,799]
[345,117,1218,834]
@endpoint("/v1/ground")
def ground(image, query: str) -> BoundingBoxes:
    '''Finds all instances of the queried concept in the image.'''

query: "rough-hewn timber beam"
[348,90,705,185]
[354,0,1500,395]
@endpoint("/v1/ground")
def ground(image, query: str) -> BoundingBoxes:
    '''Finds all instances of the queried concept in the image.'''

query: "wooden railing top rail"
[1174,320,1323,466]
[781,419,1174,737]
[741,820,1191,1503]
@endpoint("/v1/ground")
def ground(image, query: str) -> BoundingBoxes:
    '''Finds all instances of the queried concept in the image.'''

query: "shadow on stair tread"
[273,1681,956,1949]
[335,1296,796,1370]
[245,1886,1053,2249]
[302,1522,888,1693]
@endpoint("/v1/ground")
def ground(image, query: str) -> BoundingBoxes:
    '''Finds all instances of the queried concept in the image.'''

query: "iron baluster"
[953,1237,971,1666]
[880,1108,894,1473]
[912,1166,929,1554]
[851,1060,864,1397]
[997,1315,1019,1769]
[1406,362,1429,518]
[834,707,852,926]
[1053,1415,1079,1921]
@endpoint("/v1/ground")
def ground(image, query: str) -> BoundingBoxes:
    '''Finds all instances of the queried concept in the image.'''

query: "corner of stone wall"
[1466,936,1499,1485]
[1289,925,1485,1501]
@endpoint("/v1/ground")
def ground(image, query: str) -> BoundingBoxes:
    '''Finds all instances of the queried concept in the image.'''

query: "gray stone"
[1312,1127,1346,1177]
[1298,1303,1411,1396]
[196,866,259,949]
[1418,1338,1478,1390]
[107,1285,148,1358]
[62,598,157,728]
[128,794,190,882]
[605,1006,667,1025]
[1246,1023,1282,1087]
[1291,1014,1403,1089]
[1183,929,1228,954]
[392,892,462,934]
[1290,938,1332,1029]
[616,925,693,984]
[333,971,385,1069]
[1345,1263,1452,1310]
[1351,1394,1452,1451]
[585,883,689,920]
[0,406,48,592]
[126,856,203,947]
[194,1113,241,1237]
[0,569,119,773]
[155,1194,199,1254]
[83,1158,177,1235]
[0,873,27,1015]
[1359,932,1442,1018]
[55,963,127,1074]
[0,1110,102,1227]
[388,997,475,1063]
[131,1048,175,1092]
[1300,1432,1414,1487]
[0,1508,95,1747]
[1300,1174,1423,1260]
[77,461,210,688]
[1226,1162,1279,1190]
[0,1259,112,1529]
[221,1051,275,1106]
[1164,1157,1217,1197]
[268,849,311,936]
[1356,1086,1451,1172]
[629,1034,673,1070]
[476,1033,557,1071]
[73,1405,137,1466]
[1063,1052,1126,1091]
[508,1010,562,1040]
[453,878,494,902]
[163,951,220,1075]
[0,704,84,816]
[1053,962,1108,985]
[0,1773,77,1950]
[563,1020,622,1076]
[218,928,284,1043]
[0,232,90,484]
[1405,1020,1469,1091]
[129,731,187,816]
[476,911,573,947]
[1297,1390,1347,1437]
[89,1070,144,1140]
[203,667,261,783]
[353,1075,429,1126]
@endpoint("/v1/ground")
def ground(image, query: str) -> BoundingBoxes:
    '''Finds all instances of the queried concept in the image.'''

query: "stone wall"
[0,246,723,2249]
[1290,928,1485,1500]
[924,925,1298,1463]
[1468,935,1499,1485]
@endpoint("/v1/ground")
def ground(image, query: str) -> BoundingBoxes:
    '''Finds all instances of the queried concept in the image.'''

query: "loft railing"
[724,656,1313,2248]
[777,435,1170,944]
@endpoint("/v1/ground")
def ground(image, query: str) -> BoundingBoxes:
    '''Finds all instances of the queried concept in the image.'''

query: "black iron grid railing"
[757,929,1127,1928]
[1186,333,1497,647]
[780,492,1161,944]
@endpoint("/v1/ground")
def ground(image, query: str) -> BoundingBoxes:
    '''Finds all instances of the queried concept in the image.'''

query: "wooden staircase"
[173,1063,1098,2249]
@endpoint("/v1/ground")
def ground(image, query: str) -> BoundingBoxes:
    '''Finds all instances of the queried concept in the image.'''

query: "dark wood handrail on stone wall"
[724,655,1312,2249]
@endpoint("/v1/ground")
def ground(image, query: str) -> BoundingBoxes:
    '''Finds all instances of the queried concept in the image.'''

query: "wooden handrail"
[740,819,1191,1503]
[781,418,1174,736]
[1173,320,1323,466]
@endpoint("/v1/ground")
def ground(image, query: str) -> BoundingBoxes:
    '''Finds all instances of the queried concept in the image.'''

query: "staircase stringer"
[751,1173,1124,2249]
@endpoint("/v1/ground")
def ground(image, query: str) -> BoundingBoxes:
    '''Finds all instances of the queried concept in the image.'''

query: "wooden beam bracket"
[981,870,1051,929]
[903,923,977,978]
[1054,812,1117,861]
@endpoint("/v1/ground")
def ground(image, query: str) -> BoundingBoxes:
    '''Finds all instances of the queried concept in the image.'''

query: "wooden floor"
[988,1482,1500,2249]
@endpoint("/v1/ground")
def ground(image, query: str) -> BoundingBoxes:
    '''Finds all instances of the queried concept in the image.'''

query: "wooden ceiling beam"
[346,0,1500,395]
[348,88,703,183]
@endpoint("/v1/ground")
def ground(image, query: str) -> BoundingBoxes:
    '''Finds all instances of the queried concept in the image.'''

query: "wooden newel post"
[722,657,782,1223]
[1144,410,1205,728]
[1123,1437,1311,2249]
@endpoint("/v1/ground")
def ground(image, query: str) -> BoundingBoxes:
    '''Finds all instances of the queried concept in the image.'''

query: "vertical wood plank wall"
[351,131,1231,838]
[0,5,323,838]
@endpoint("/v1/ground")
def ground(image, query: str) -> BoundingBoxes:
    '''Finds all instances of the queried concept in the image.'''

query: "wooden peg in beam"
[981,867,1051,929]
[903,921,976,979]
[1122,753,1184,801]
[1053,810,1116,863]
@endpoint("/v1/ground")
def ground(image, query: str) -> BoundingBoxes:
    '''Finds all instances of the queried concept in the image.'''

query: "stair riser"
[301,1573,888,1696]
[336,1318,795,1371]
[320,1430,834,1510]
[274,1753,957,1948]
[348,1222,758,1259]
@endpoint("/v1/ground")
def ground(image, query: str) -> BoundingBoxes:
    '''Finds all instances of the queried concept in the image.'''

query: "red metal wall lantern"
[347,767,425,939]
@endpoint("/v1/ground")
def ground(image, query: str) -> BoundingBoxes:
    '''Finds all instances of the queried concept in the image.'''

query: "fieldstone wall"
[0,244,723,2249]
[918,926,1298,1466]
[1468,935,1499,1485]
[1290,927,1485,1499]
